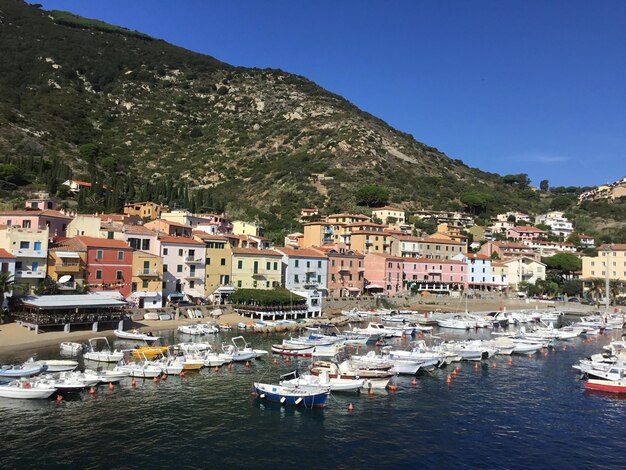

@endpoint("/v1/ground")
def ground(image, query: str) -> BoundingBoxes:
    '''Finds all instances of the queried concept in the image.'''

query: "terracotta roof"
[372,206,405,212]
[463,253,491,260]
[74,236,131,249]
[346,222,386,228]
[419,237,463,245]
[99,214,125,222]
[71,180,92,186]
[231,247,282,256]
[491,262,507,267]
[393,235,421,242]
[0,248,16,259]
[50,238,86,252]
[193,231,228,241]
[327,213,370,219]
[123,224,157,235]
[597,243,626,251]
[158,235,205,246]
[508,226,545,233]
[303,221,333,226]
[0,209,72,219]
[492,241,529,249]
[273,247,328,258]
[578,235,594,239]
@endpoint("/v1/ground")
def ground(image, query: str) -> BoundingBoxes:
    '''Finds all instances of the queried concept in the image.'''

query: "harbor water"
[0,323,624,469]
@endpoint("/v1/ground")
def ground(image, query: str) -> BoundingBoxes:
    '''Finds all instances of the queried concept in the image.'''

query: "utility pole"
[604,244,612,313]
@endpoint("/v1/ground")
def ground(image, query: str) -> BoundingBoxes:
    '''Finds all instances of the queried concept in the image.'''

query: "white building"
[273,247,328,294]
[496,211,532,223]
[535,211,574,238]
[291,288,323,318]
[453,252,494,289]
[153,235,207,303]
[501,257,546,290]
[0,226,49,292]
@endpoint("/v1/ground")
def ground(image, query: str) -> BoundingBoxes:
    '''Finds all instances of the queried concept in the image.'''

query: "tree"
[587,278,605,303]
[550,195,575,211]
[34,277,60,296]
[541,253,582,280]
[540,180,549,192]
[609,280,623,302]
[354,185,389,208]
[562,279,582,297]
[460,191,491,215]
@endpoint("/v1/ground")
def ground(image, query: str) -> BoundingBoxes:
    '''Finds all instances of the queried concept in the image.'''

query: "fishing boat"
[60,342,84,354]
[280,370,364,392]
[0,362,47,378]
[253,382,330,408]
[271,344,316,357]
[114,329,161,342]
[0,380,57,399]
[83,337,124,363]
[584,378,626,393]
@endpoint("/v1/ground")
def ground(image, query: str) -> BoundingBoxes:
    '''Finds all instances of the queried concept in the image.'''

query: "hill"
[0,1,621,241]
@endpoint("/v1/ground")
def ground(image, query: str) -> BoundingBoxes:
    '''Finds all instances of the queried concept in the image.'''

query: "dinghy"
[0,363,47,378]
[114,329,161,342]
[60,342,84,354]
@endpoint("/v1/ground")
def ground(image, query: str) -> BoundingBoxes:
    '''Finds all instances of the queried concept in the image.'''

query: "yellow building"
[349,230,392,255]
[193,232,233,295]
[47,238,87,291]
[302,222,335,247]
[232,220,263,237]
[231,247,282,289]
[326,213,370,225]
[123,202,168,220]
[130,251,163,308]
[372,206,405,224]
[582,244,626,283]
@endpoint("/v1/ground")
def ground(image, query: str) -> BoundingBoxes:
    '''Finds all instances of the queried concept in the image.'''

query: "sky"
[34,0,626,187]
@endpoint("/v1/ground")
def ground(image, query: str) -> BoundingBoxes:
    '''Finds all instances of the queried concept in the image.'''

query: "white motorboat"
[385,345,446,368]
[83,337,124,363]
[177,342,212,353]
[437,341,486,361]
[118,360,163,378]
[178,324,205,335]
[0,380,57,399]
[60,342,84,354]
[114,329,161,342]
[280,370,364,392]
[437,316,474,330]
[352,322,394,338]
[223,336,267,362]
[311,343,346,359]
[510,339,545,354]
[83,368,130,383]
[310,361,393,389]
[198,323,220,334]
[27,359,78,373]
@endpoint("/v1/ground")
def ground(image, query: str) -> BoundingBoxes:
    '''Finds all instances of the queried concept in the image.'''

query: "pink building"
[0,209,72,238]
[402,257,467,293]
[506,226,546,241]
[363,253,404,296]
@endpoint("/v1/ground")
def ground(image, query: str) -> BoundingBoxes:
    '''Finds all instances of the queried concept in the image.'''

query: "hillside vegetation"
[0,1,623,241]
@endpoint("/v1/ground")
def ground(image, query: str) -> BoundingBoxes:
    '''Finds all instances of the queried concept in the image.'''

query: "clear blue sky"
[34,0,625,187]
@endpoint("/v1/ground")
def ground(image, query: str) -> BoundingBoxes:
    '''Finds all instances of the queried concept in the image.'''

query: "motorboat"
[0,380,57,399]
[222,336,267,362]
[352,322,394,338]
[172,353,205,370]
[131,346,168,360]
[0,362,47,378]
[198,323,220,334]
[280,370,364,392]
[83,368,130,383]
[384,345,446,369]
[253,382,330,408]
[584,377,626,393]
[114,329,161,342]
[25,358,78,373]
[311,343,346,359]
[178,324,205,335]
[437,316,474,330]
[310,360,394,389]
[118,360,163,378]
[60,342,84,354]
[177,342,212,353]
[510,338,545,354]
[83,337,124,363]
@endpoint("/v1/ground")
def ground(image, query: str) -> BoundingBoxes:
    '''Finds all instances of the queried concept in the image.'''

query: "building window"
[295,274,299,284]
[189,249,195,258]
[163,264,168,273]
[221,258,226,266]
[23,220,31,229]
[142,280,149,289]
[190,281,195,289]
[273,262,278,270]
[96,250,103,260]
[163,248,168,256]
[237,260,243,270]
[295,260,299,268]
[20,241,29,249]
[96,270,102,279]
[318,261,322,268]
[162,281,167,289]
[332,260,335,267]
[118,251,124,261]
[34,241,42,251]
[108,232,114,239]
[177,265,183,272]
[266,261,271,270]
[116,270,123,280]
[178,249,183,256]
[237,280,242,287]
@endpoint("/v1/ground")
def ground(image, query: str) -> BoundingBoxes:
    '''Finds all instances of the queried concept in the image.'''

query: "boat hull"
[584,379,626,393]
[271,345,315,357]
[253,383,329,408]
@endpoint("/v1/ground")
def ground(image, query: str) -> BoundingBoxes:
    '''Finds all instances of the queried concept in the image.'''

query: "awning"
[365,284,383,289]
[128,291,162,299]
[56,251,80,259]
[346,287,361,292]
[168,293,184,300]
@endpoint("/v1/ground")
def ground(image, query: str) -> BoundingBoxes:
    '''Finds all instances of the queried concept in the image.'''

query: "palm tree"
[588,278,605,306]
[609,279,623,303]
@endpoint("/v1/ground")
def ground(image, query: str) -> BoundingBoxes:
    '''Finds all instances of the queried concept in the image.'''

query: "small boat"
[159,313,172,321]
[222,336,268,362]
[177,342,212,353]
[26,358,78,373]
[173,354,205,370]
[131,346,168,360]
[584,378,626,393]
[280,370,364,392]
[119,361,163,378]
[219,323,232,331]
[253,382,330,408]
[114,329,161,342]
[178,325,205,335]
[198,323,219,334]
[60,342,84,354]
[0,363,47,378]
[84,337,124,363]
[0,380,57,399]
[83,368,129,383]
[271,344,316,357]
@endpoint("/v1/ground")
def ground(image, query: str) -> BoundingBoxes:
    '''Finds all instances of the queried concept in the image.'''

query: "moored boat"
[271,344,316,357]
[114,329,161,342]
[253,382,330,408]
[83,337,124,363]
[0,380,57,399]
[584,378,626,393]
[0,363,47,378]
[60,342,84,354]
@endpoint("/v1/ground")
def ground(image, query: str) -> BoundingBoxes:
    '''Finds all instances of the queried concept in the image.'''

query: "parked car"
[567,297,580,303]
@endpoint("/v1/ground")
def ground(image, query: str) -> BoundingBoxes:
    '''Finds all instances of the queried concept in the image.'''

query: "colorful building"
[123,201,168,220]
[154,235,207,302]
[363,253,404,296]
[129,251,163,308]
[273,247,328,294]
[314,244,364,298]
[0,209,71,238]
[231,247,282,290]
[0,226,49,291]
[505,226,546,241]
[402,257,467,293]
[193,232,233,298]
[453,253,496,290]
[371,206,406,224]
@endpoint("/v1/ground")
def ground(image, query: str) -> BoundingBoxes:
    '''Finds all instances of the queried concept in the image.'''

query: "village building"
[363,253,404,296]
[123,201,168,220]
[273,247,328,294]
[371,206,406,224]
[313,244,364,299]
[0,225,49,292]
[154,235,206,303]
[230,247,282,290]
[129,251,163,309]
[505,226,546,241]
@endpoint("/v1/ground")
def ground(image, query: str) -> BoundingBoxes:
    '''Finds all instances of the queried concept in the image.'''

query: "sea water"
[0,323,624,469]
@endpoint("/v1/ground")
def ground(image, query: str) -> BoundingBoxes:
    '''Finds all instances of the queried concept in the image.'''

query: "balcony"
[338,267,350,273]
[16,269,46,279]
[55,262,82,273]
[136,269,160,278]
[365,239,373,245]
[15,249,47,258]
[185,256,203,263]
[252,273,266,279]
[185,272,203,279]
